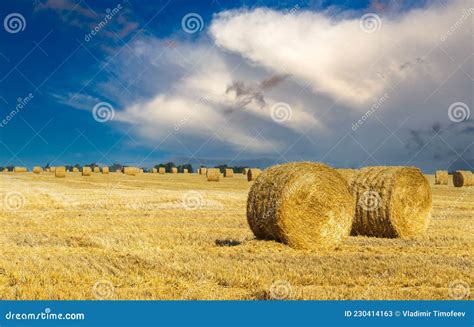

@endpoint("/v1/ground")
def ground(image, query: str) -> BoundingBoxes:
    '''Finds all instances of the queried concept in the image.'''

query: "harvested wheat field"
[0,172,472,300]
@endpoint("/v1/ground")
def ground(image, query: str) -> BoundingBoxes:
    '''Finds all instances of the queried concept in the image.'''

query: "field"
[0,172,472,300]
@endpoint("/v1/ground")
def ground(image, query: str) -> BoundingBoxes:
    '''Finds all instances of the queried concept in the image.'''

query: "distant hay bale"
[242,168,248,175]
[171,167,177,174]
[123,166,139,176]
[2,168,8,173]
[55,166,66,178]
[93,167,100,173]
[33,166,43,174]
[82,167,91,176]
[102,166,109,174]
[45,168,50,172]
[349,166,432,238]
[224,168,234,177]
[72,167,79,173]
[139,169,144,173]
[199,167,207,175]
[336,168,357,182]
[247,168,262,181]
[434,170,448,185]
[49,166,56,173]
[247,162,355,250]
[453,170,473,187]
[159,167,165,174]
[206,168,220,182]
[183,168,188,173]
[152,168,158,173]
[14,167,27,173]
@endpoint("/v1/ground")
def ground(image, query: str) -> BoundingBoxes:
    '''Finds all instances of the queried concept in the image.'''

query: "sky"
[0,0,472,172]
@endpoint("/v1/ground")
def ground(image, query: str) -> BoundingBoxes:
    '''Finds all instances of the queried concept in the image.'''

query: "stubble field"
[0,172,472,300]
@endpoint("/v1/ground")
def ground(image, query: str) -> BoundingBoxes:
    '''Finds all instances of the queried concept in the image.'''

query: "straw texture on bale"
[152,168,158,173]
[102,167,109,174]
[349,166,432,238]
[49,167,56,173]
[123,167,139,176]
[82,167,91,176]
[159,167,165,174]
[224,168,234,177]
[247,162,355,250]
[434,170,448,185]
[33,166,43,174]
[55,166,66,178]
[206,168,220,182]
[93,167,100,173]
[14,167,27,173]
[336,168,357,182]
[72,167,79,172]
[453,170,473,187]
[242,168,248,175]
[171,167,178,174]
[199,168,207,175]
[247,168,262,181]
[183,168,188,174]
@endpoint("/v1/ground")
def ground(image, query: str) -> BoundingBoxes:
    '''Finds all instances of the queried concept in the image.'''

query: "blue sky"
[0,0,472,172]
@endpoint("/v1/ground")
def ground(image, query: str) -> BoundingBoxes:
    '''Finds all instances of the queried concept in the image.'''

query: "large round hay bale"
[336,168,357,182]
[14,166,27,173]
[247,162,355,250]
[55,166,66,178]
[349,166,432,238]
[158,167,165,174]
[453,170,473,187]
[93,167,100,173]
[434,170,448,185]
[171,167,178,174]
[102,166,109,174]
[224,168,234,177]
[206,168,220,182]
[33,166,43,174]
[152,168,158,173]
[183,168,189,174]
[72,167,79,173]
[123,166,139,176]
[199,167,207,175]
[247,168,262,181]
[82,167,91,176]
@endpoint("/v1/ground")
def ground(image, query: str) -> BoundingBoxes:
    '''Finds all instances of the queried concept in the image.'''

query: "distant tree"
[110,163,123,172]
[177,164,193,173]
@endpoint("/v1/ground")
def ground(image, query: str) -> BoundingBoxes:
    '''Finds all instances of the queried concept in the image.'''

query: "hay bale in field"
[434,170,448,185]
[224,168,234,177]
[206,168,220,182]
[93,167,100,173]
[199,167,207,175]
[82,167,91,176]
[247,162,355,250]
[453,170,473,187]
[183,168,188,174]
[336,168,357,182]
[55,166,66,178]
[14,167,27,173]
[158,167,165,174]
[139,169,144,173]
[2,168,8,173]
[72,167,79,173]
[33,166,43,174]
[247,168,262,181]
[102,166,109,174]
[171,167,178,174]
[242,168,248,175]
[152,168,158,173]
[50,167,56,173]
[123,166,139,176]
[349,166,432,238]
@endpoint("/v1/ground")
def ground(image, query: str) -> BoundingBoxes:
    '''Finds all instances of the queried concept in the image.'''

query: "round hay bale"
[102,166,109,174]
[49,167,56,173]
[2,168,8,173]
[336,168,357,183]
[242,168,248,175]
[55,166,66,178]
[199,167,207,175]
[453,170,473,187]
[123,166,139,176]
[93,167,100,173]
[14,166,27,173]
[171,167,177,174]
[224,168,234,177]
[82,167,91,176]
[349,166,432,238]
[158,167,165,174]
[72,167,79,173]
[247,162,355,250]
[434,170,448,185]
[33,166,43,174]
[152,168,158,173]
[247,168,262,181]
[183,168,189,174]
[206,168,220,182]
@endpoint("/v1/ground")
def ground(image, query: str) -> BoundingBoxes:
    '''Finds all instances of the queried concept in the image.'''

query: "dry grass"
[0,172,471,300]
